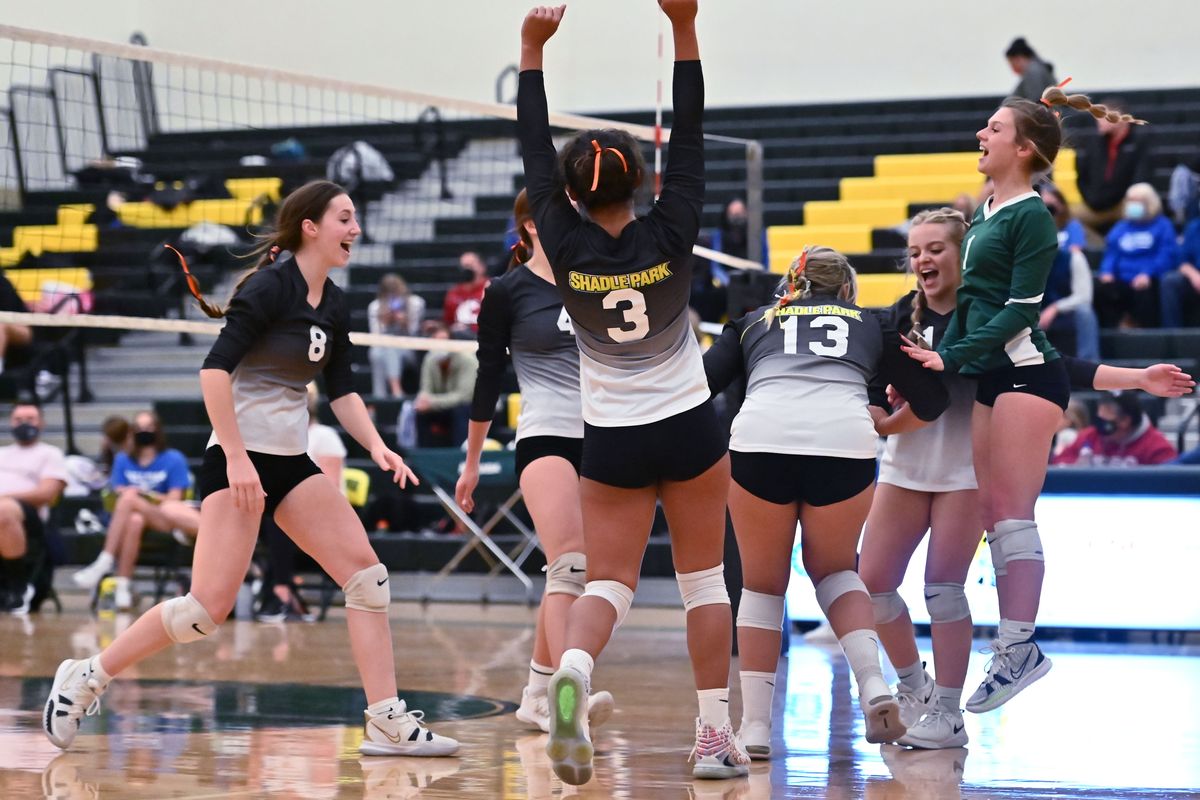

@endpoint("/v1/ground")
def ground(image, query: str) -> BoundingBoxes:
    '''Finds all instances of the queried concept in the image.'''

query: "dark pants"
[1160,269,1200,328]
[1095,278,1160,328]
[416,405,470,448]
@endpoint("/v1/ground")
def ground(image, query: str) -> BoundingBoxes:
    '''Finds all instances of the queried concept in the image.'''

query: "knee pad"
[160,593,218,644]
[676,564,730,612]
[543,551,586,597]
[988,519,1043,577]
[736,589,785,631]
[923,582,970,623]
[582,579,635,630]
[814,570,867,619]
[870,590,908,625]
[343,563,390,613]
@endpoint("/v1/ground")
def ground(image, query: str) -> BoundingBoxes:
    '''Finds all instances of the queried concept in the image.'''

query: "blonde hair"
[906,208,970,346]
[753,246,857,333]
[1040,86,1147,125]
[1124,182,1163,218]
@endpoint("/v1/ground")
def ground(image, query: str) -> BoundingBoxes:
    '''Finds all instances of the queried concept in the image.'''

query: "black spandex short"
[514,436,583,480]
[195,445,323,516]
[974,358,1070,411]
[581,400,728,489]
[731,451,877,507]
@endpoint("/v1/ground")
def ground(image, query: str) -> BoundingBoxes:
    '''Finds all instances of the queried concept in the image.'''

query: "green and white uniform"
[939,193,1060,374]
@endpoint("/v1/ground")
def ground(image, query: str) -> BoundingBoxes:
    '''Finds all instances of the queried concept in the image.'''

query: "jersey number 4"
[781,315,849,357]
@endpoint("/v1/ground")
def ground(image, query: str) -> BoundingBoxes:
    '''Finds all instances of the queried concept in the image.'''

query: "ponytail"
[1041,85,1147,125]
[168,243,281,319]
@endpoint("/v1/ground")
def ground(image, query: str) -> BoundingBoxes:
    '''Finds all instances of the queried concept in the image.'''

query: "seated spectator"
[0,402,67,614]
[414,322,477,447]
[0,271,32,378]
[442,251,489,335]
[367,274,425,398]
[97,415,131,480]
[1052,399,1091,460]
[71,410,198,610]
[1095,183,1179,328]
[1052,392,1177,466]
[1004,37,1057,103]
[1073,99,1153,238]
[1038,185,1101,360]
[1160,215,1200,328]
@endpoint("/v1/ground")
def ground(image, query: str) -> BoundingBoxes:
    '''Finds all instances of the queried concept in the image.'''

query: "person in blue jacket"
[1095,183,1179,327]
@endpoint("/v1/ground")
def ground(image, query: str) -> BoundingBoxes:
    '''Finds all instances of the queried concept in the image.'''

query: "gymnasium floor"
[2,598,1197,799]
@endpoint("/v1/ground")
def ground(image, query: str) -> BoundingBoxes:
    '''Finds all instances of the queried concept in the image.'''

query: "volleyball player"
[42,180,458,757]
[517,1,749,783]
[901,89,1148,715]
[703,247,949,756]
[455,189,613,733]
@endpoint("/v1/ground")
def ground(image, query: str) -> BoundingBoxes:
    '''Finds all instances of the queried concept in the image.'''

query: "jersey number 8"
[781,315,849,358]
[308,325,327,362]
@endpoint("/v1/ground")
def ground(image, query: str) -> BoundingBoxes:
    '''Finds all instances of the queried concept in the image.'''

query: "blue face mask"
[1125,201,1146,220]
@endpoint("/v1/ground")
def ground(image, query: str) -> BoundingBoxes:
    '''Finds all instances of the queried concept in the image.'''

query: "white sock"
[559,649,594,686]
[839,629,890,700]
[896,660,928,691]
[997,619,1035,648]
[91,551,116,573]
[739,670,776,725]
[697,687,730,728]
[932,684,962,714]
[89,655,112,685]
[527,660,553,695]
[366,695,401,716]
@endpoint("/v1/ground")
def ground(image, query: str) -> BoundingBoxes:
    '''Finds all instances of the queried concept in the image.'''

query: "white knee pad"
[343,563,390,613]
[544,551,587,597]
[676,564,730,612]
[160,593,218,644]
[814,570,867,619]
[924,582,970,623]
[989,519,1044,577]
[582,579,635,630]
[870,590,908,625]
[736,589,785,631]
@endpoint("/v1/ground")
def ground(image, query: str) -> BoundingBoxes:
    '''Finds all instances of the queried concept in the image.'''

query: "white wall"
[3,0,1198,111]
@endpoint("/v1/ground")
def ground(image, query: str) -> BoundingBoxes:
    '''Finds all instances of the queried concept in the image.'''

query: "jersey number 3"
[308,325,327,362]
[781,315,849,357]
[603,288,650,343]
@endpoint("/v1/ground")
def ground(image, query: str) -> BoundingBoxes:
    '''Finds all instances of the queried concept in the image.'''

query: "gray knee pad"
[582,579,635,630]
[737,589,785,631]
[814,571,868,619]
[343,563,390,612]
[923,582,970,623]
[989,519,1043,577]
[544,551,586,597]
[676,564,730,612]
[870,590,908,625]
[160,593,218,644]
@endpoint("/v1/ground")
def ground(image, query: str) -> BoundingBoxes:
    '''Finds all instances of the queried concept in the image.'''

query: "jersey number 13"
[781,315,849,357]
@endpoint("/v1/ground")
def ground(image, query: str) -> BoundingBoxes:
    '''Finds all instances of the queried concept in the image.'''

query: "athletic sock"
[697,687,730,728]
[739,670,775,725]
[932,684,962,713]
[896,660,928,691]
[997,619,1035,648]
[366,695,401,716]
[527,660,553,695]
[839,629,890,700]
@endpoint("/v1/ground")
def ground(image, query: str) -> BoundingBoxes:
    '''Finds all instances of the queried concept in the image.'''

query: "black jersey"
[705,297,948,458]
[202,258,353,456]
[469,266,582,440]
[517,61,708,427]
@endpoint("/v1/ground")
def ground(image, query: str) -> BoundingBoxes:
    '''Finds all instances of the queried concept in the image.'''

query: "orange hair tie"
[268,245,281,262]
[589,139,629,192]
[163,244,205,304]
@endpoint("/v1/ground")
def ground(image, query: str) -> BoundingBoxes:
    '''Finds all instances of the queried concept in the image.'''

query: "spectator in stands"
[1095,183,1179,328]
[1038,185,1101,360]
[1052,399,1091,460]
[97,415,131,480]
[0,402,67,614]
[1005,38,1057,103]
[367,274,425,398]
[1073,97,1153,238]
[442,251,490,334]
[71,410,199,611]
[1052,392,1177,466]
[413,321,477,447]
[0,271,32,378]
[1160,214,1200,328]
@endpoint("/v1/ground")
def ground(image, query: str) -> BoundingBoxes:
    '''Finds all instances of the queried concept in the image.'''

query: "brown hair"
[998,97,1064,175]
[376,273,409,301]
[132,409,167,452]
[752,246,857,334]
[906,207,970,345]
[100,415,130,468]
[1040,86,1147,126]
[510,189,534,270]
[188,180,348,318]
[558,129,646,211]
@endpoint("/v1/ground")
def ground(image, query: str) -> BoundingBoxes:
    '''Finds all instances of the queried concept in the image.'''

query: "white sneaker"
[897,676,935,728]
[691,718,751,780]
[965,639,1052,714]
[71,554,114,590]
[545,667,593,786]
[861,692,906,744]
[517,686,615,733]
[897,707,969,749]
[358,756,461,800]
[360,700,459,757]
[881,743,968,787]
[43,658,108,749]
[737,717,771,760]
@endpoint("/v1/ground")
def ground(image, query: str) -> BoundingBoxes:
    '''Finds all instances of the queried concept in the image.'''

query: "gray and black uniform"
[469,265,584,478]
[197,257,355,515]
[518,60,723,488]
[705,298,949,506]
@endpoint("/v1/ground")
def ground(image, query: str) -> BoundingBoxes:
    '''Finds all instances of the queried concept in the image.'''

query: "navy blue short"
[975,358,1070,411]
[581,400,727,489]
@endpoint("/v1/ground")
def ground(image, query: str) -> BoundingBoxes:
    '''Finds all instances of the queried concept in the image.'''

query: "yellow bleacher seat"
[56,204,95,225]
[507,393,521,431]
[804,199,910,227]
[116,198,265,228]
[856,273,916,309]
[12,224,98,255]
[342,468,370,508]
[768,225,873,272]
[225,177,282,202]
[4,267,92,304]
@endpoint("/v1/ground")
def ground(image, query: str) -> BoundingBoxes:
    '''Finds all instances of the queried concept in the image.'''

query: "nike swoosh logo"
[568,567,586,573]
[953,723,964,734]
[1013,383,1028,388]
[924,592,940,600]
[369,719,403,744]
[191,623,207,636]
[1009,650,1033,679]
[376,578,388,586]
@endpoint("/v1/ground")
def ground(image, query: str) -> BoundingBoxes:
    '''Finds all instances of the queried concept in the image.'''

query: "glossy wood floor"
[2,596,1198,799]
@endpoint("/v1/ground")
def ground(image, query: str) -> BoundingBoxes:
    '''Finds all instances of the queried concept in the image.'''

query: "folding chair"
[406,447,538,599]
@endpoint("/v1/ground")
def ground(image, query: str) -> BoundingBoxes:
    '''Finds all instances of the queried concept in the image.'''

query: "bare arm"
[200,368,264,514]
[1093,363,1195,397]
[3,477,65,509]
[455,419,493,514]
[331,393,418,487]
[519,5,564,71]
[660,0,699,60]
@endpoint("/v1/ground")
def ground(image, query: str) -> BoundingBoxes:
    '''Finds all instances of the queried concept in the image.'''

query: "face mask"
[1124,201,1146,220]
[11,423,39,444]
[1094,417,1118,436]
[133,430,157,447]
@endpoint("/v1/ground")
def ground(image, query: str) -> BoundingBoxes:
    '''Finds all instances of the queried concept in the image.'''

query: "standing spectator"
[1052,392,1177,466]
[0,402,67,613]
[1095,183,1179,328]
[1038,185,1100,360]
[367,274,425,397]
[1004,38,1057,103]
[414,322,477,447]
[442,251,490,334]
[1073,98,1153,238]
[1160,215,1200,328]
[0,271,32,378]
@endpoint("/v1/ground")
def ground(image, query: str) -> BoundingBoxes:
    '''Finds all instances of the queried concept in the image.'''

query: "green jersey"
[938,192,1060,375]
